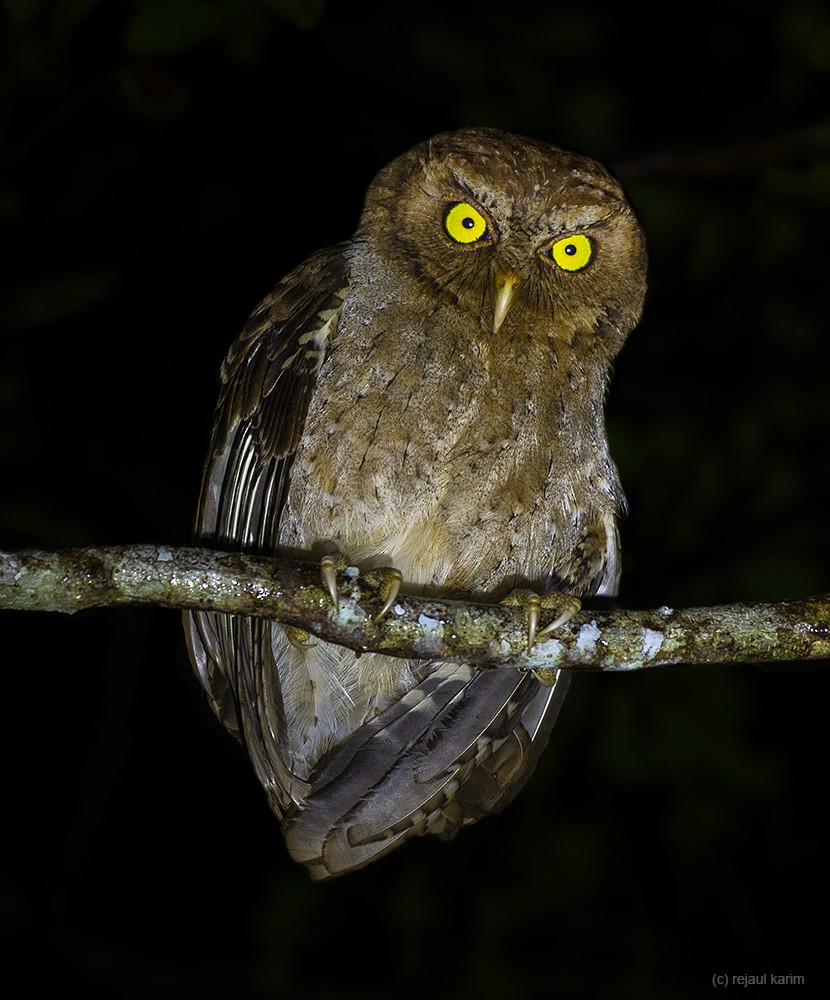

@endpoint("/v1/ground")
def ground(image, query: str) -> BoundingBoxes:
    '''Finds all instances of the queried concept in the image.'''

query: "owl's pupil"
[462,217,475,229]
[564,244,576,255]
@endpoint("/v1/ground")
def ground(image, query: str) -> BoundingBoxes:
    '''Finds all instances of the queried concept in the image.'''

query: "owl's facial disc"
[492,270,520,334]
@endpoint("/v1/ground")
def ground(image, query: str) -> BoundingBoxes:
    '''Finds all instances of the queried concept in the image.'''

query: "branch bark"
[1,545,828,671]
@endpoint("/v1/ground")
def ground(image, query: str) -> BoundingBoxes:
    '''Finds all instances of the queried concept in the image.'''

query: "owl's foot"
[320,555,402,624]
[363,566,403,623]
[501,589,581,653]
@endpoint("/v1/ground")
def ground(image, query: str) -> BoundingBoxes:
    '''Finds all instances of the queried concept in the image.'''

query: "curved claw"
[502,589,580,653]
[525,593,542,652]
[535,597,581,643]
[320,555,340,611]
[373,568,403,624]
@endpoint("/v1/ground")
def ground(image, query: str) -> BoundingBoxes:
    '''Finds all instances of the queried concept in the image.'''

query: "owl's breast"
[279,293,619,595]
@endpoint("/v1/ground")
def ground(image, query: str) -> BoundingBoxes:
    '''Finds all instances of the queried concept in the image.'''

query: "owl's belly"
[283,432,599,595]
[281,339,623,592]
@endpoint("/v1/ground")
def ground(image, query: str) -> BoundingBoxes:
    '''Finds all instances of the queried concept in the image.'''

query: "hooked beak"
[492,271,521,334]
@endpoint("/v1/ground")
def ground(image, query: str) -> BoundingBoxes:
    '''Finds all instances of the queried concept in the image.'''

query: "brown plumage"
[185,127,647,879]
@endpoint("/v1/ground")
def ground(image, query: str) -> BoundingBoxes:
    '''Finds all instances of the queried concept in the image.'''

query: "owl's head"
[358,127,647,360]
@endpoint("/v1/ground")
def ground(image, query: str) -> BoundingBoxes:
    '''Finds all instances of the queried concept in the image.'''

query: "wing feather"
[184,245,349,803]
[282,666,571,879]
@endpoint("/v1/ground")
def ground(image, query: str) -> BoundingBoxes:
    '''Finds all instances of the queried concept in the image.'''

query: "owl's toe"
[321,556,403,623]
[501,589,581,654]
[534,594,581,644]
[320,553,347,611]
[364,567,404,623]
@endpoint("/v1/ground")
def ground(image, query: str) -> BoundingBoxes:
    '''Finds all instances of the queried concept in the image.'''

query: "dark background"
[2,1,829,996]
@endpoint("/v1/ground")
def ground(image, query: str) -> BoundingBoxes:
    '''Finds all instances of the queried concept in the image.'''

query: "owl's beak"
[492,272,520,334]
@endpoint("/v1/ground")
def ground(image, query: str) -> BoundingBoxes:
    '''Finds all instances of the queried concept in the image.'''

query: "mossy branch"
[1,544,828,672]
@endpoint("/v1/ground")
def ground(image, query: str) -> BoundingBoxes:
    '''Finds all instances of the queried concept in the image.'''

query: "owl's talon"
[525,593,542,653]
[286,625,316,649]
[364,567,404,623]
[502,589,581,653]
[374,568,403,623]
[320,555,340,611]
[533,667,559,687]
[534,597,581,642]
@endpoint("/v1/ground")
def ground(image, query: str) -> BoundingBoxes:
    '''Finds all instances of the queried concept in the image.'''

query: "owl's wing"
[184,245,349,808]
[281,663,571,879]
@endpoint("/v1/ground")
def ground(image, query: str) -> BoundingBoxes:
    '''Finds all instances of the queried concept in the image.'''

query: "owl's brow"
[416,164,475,204]
[568,170,625,201]
[542,202,623,233]
[448,172,484,200]
[445,172,508,218]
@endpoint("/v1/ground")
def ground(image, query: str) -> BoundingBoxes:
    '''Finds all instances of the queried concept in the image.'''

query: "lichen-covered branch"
[1,545,828,671]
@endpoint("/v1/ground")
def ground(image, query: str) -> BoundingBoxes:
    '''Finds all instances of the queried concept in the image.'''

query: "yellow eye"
[548,234,593,271]
[444,202,489,244]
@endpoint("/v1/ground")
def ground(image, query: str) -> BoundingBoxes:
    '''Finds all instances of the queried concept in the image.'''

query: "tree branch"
[1,545,828,671]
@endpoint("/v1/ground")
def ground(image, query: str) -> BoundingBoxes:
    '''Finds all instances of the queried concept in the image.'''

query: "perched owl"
[185,127,647,880]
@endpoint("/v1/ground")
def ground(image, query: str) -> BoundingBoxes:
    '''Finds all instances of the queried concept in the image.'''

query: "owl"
[185,127,647,880]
